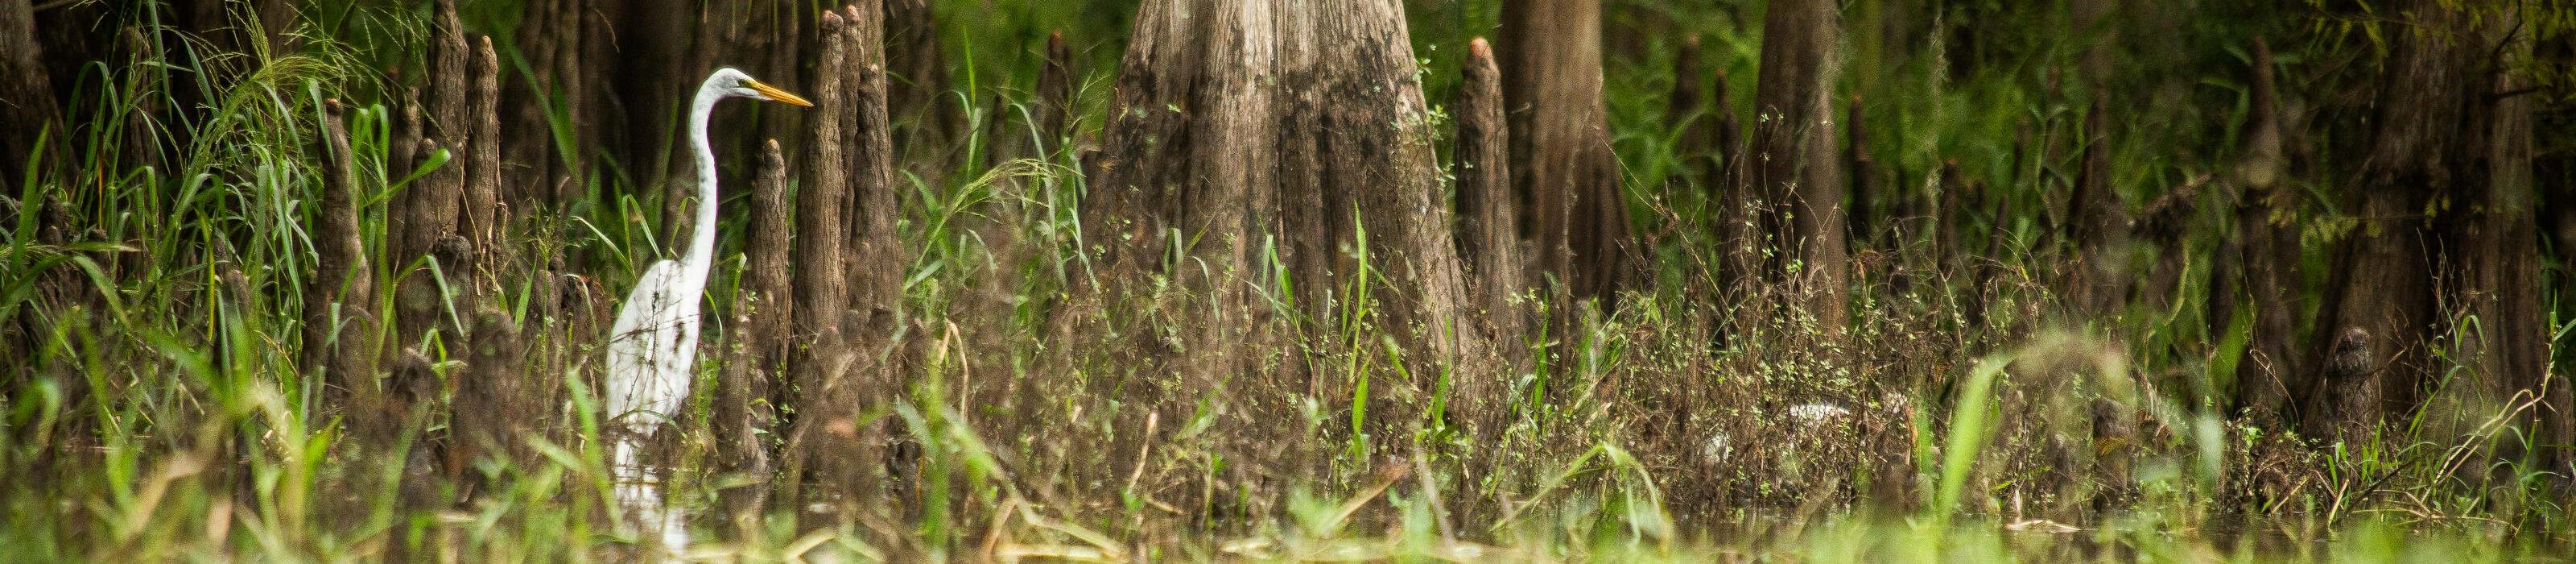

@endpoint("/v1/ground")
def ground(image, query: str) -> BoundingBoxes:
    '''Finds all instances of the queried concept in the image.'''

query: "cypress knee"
[1453,36,1523,438]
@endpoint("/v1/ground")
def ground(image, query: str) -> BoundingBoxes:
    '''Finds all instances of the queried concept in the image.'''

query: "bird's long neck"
[681,83,723,272]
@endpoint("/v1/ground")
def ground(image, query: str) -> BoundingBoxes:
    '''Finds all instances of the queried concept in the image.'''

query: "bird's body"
[601,67,807,556]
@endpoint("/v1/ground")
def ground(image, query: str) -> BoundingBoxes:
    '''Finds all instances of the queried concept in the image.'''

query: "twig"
[1124,412,1158,496]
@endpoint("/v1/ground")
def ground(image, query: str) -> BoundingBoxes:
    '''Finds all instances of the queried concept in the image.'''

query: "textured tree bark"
[885,0,952,159]
[1,0,63,193]
[1079,0,1286,433]
[2215,38,2304,425]
[425,0,473,172]
[389,92,422,205]
[1070,0,1485,436]
[843,2,910,341]
[1035,31,1076,155]
[741,140,795,445]
[392,133,464,348]
[1844,96,1885,247]
[716,139,794,515]
[391,0,474,355]
[1743,0,1849,334]
[2066,89,2128,316]
[774,2,914,513]
[1455,38,1529,400]
[1085,0,1278,287]
[1453,35,1526,433]
[1669,33,1745,267]
[2304,0,2471,441]
[785,10,857,506]
[506,0,557,206]
[839,0,914,499]
[448,34,536,478]
[2445,12,2552,461]
[1501,0,1635,323]
[454,306,527,475]
[465,37,506,273]
[1307,0,1489,397]
[303,101,382,438]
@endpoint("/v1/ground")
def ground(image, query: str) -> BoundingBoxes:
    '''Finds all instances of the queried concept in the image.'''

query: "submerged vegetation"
[2,0,2574,560]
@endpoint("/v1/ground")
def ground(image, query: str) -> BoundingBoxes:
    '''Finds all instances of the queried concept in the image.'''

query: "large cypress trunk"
[1742,0,1850,333]
[2443,10,2551,459]
[1072,0,1489,446]
[1500,0,1635,324]
[1301,0,1488,415]
[1084,0,1279,292]
[2303,0,2473,441]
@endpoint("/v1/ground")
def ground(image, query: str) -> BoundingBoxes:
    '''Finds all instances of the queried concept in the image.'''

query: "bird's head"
[708,68,813,107]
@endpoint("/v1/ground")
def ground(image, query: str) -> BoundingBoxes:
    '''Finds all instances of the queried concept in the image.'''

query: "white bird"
[603,67,807,554]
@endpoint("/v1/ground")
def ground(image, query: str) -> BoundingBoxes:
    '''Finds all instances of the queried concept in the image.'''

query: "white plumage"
[602,67,808,557]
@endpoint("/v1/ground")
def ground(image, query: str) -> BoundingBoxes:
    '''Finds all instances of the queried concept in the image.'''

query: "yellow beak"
[745,80,813,107]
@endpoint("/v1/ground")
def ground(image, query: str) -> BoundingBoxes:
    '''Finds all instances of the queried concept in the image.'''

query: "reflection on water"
[613,439,691,559]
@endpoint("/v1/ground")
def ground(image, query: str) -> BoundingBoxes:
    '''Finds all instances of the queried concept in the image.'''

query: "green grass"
[3,0,2573,561]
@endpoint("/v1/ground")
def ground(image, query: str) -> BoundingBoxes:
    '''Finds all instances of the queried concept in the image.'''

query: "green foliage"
[1,0,2570,560]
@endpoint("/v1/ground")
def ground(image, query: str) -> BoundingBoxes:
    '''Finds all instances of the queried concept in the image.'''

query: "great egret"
[604,67,809,552]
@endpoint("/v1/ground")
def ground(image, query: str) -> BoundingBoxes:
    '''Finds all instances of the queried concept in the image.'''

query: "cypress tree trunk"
[717,139,794,515]
[0,0,62,193]
[452,34,536,475]
[2066,0,2129,316]
[885,0,952,161]
[783,8,861,507]
[392,0,473,354]
[1455,37,1528,404]
[303,101,383,439]
[1501,0,1635,323]
[844,2,910,341]
[2216,38,2305,424]
[1084,0,1279,292]
[1306,0,1488,415]
[465,37,506,273]
[1073,0,1490,440]
[2066,89,2129,316]
[2305,0,2472,441]
[1743,0,1849,334]
[1846,95,1885,248]
[2445,10,2550,459]
[507,0,565,208]
[1035,31,1076,155]
[838,0,914,496]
